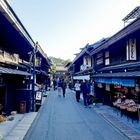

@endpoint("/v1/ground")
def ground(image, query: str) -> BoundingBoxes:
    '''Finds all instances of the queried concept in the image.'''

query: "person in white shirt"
[74,80,81,102]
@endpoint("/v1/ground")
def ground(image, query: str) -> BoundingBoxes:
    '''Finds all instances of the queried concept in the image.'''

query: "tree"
[51,65,56,73]
[49,56,71,66]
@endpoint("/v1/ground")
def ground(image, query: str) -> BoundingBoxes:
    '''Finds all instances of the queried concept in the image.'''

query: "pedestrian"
[81,80,90,107]
[53,79,57,90]
[57,79,62,97]
[61,79,67,97]
[74,80,81,102]
[68,81,72,89]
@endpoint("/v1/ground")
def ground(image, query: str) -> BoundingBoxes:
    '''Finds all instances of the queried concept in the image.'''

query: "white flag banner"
[127,39,137,60]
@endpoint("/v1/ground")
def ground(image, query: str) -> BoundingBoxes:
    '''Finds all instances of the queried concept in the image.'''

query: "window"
[96,53,103,65]
[105,51,110,65]
[85,57,88,65]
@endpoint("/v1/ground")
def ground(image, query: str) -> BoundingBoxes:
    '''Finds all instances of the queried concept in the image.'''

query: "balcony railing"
[0,50,30,65]
[80,64,91,71]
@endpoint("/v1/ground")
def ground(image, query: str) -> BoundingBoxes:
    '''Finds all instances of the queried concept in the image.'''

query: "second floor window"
[96,53,103,65]
[105,51,110,65]
[85,57,88,65]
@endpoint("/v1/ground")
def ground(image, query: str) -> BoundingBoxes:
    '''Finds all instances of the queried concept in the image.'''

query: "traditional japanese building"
[91,6,140,105]
[69,6,140,107]
[0,1,50,114]
[68,38,109,83]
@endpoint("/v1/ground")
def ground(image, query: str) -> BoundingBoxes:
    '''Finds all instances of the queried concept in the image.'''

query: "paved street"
[24,89,129,140]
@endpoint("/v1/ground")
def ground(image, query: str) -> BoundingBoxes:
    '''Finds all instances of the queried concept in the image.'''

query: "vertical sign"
[126,39,137,60]
[36,91,42,105]
[126,40,129,60]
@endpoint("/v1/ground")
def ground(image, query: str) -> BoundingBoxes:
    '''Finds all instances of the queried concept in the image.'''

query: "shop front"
[94,77,136,104]
[0,66,32,115]
[94,76,140,122]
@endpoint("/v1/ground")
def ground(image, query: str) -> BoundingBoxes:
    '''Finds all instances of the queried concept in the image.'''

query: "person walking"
[57,79,62,97]
[53,79,57,90]
[81,80,90,107]
[61,79,67,98]
[74,80,81,102]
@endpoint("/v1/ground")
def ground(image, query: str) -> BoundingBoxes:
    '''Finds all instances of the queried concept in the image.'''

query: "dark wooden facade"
[69,10,140,106]
[91,17,140,105]
[0,1,50,114]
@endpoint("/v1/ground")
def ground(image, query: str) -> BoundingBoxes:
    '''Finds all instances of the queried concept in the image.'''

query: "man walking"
[57,79,62,96]
[81,80,90,107]
[61,79,67,97]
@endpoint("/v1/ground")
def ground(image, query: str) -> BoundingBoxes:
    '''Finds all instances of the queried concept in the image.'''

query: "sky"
[8,0,140,60]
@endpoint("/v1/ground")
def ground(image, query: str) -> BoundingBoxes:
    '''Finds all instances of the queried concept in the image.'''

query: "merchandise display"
[113,98,140,122]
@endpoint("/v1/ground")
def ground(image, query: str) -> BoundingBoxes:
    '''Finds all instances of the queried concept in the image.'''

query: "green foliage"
[51,65,57,74]
[49,56,71,66]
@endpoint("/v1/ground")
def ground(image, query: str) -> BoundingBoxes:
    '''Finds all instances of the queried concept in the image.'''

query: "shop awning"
[73,75,90,80]
[92,71,139,87]
[0,66,31,76]
[95,78,135,87]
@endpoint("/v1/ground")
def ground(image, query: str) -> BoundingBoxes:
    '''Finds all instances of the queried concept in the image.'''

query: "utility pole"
[32,41,38,111]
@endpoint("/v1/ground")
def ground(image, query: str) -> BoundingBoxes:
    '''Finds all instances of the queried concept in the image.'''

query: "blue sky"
[8,0,140,60]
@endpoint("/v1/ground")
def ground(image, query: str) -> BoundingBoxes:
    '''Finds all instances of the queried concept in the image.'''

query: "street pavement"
[1,88,140,140]
[3,112,37,140]
[24,89,131,140]
[1,98,46,140]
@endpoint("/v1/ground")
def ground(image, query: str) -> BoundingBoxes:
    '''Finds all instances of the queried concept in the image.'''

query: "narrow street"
[24,89,129,140]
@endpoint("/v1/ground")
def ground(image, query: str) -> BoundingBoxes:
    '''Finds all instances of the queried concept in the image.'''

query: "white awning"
[73,75,90,80]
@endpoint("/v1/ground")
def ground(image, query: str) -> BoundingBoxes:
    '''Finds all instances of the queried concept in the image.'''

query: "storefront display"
[113,96,140,122]
[97,83,103,88]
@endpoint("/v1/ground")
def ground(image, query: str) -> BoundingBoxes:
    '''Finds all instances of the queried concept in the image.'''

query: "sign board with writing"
[35,91,42,105]
[126,39,137,60]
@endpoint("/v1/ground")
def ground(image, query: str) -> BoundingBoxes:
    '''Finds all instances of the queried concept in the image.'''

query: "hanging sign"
[126,39,137,60]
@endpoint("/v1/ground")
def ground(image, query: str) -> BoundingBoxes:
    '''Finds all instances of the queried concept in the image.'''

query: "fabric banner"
[95,78,135,87]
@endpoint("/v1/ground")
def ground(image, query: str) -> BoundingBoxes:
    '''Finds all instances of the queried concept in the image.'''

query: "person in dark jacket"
[57,79,62,96]
[53,79,57,90]
[61,79,67,97]
[81,80,90,107]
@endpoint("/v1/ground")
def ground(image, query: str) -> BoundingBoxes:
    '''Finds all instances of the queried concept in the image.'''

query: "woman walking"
[74,80,81,102]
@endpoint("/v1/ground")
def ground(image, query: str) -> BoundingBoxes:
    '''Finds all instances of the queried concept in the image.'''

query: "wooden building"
[69,6,140,107]
[68,39,109,83]
[0,1,50,114]
[91,7,140,105]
